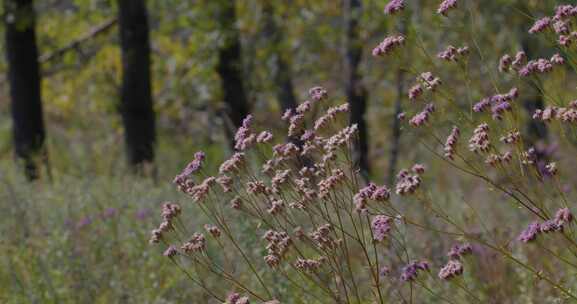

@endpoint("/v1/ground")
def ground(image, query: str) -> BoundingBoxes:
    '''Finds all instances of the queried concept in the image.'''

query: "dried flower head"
[529,17,551,34]
[372,35,405,57]
[518,222,541,243]
[204,224,222,238]
[163,245,178,258]
[401,260,429,282]
[384,0,405,15]
[437,0,457,16]
[438,260,463,280]
[444,126,460,160]
[469,123,490,153]
[372,215,393,242]
[181,232,206,253]
[309,86,328,102]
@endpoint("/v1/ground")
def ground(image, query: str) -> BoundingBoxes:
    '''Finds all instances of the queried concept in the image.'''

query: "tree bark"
[5,0,46,180]
[388,69,404,185]
[344,0,370,179]
[216,0,250,130]
[117,0,156,169]
[262,1,298,113]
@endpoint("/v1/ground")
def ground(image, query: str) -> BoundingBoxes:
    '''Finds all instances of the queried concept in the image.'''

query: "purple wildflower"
[384,0,404,15]
[371,215,393,242]
[372,35,405,57]
[555,208,573,226]
[400,260,429,282]
[518,222,541,243]
[163,246,178,258]
[437,0,457,16]
[76,216,92,229]
[309,86,328,102]
[551,53,565,65]
[529,17,551,34]
[438,260,463,280]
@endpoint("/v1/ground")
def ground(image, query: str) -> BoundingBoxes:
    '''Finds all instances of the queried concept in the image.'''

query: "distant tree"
[344,0,369,178]
[4,0,46,180]
[216,0,250,133]
[117,0,156,170]
[387,17,408,185]
[261,1,298,113]
[387,69,404,185]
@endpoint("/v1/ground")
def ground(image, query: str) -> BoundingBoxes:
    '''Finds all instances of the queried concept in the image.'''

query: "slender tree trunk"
[217,0,250,131]
[262,1,298,113]
[5,0,46,180]
[344,0,370,179]
[388,69,404,185]
[117,0,156,170]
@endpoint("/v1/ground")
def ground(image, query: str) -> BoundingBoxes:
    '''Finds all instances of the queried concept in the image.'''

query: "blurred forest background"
[0,0,569,302]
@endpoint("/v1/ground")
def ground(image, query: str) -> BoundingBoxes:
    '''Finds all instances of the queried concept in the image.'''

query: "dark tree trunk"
[262,1,298,113]
[217,0,250,130]
[344,0,370,179]
[388,69,404,185]
[117,0,156,169]
[4,0,46,180]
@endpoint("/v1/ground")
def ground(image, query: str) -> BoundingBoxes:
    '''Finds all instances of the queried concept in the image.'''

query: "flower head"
[438,260,463,280]
[372,215,393,242]
[384,0,405,15]
[437,0,457,16]
[529,17,551,34]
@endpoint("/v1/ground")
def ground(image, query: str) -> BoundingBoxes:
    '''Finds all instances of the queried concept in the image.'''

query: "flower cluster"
[308,86,328,102]
[437,45,469,62]
[409,103,435,127]
[444,126,460,160]
[533,104,577,124]
[473,87,518,120]
[395,164,424,195]
[408,84,423,101]
[468,123,490,153]
[400,260,429,281]
[529,17,551,34]
[150,202,181,244]
[447,243,473,260]
[531,4,577,47]
[182,232,206,253]
[500,129,520,144]
[485,151,512,167]
[309,224,341,251]
[384,0,404,15]
[518,208,574,243]
[518,55,564,77]
[419,72,442,91]
[438,260,463,280]
[226,293,250,304]
[353,183,391,212]
[204,224,222,238]
[371,215,393,242]
[220,152,245,175]
[437,0,457,16]
[173,152,205,192]
[263,230,292,268]
[372,35,405,57]
[234,115,256,151]
[313,103,349,131]
[294,257,327,273]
